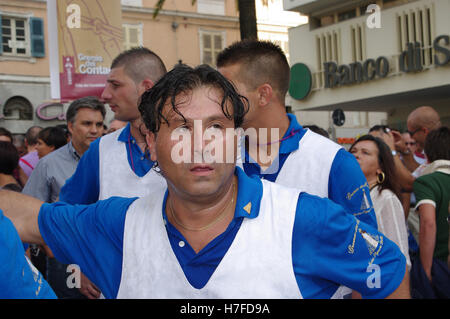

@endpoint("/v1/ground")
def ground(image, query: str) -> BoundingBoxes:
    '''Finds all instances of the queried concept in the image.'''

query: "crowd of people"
[0,40,448,300]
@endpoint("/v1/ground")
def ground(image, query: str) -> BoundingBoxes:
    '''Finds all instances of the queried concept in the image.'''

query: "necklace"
[256,129,301,146]
[168,182,236,232]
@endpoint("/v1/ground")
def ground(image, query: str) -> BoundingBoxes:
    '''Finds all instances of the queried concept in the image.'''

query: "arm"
[293,193,409,299]
[329,149,377,228]
[386,267,410,298]
[418,203,436,281]
[0,190,45,245]
[371,130,415,192]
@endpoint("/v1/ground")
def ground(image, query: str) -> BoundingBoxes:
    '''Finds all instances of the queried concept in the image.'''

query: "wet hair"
[0,141,19,175]
[0,127,13,142]
[111,47,167,84]
[139,64,249,134]
[66,96,106,124]
[424,126,450,162]
[38,126,67,150]
[216,40,290,102]
[349,134,400,198]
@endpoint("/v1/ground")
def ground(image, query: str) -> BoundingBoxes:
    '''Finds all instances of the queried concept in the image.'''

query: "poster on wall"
[47,0,123,101]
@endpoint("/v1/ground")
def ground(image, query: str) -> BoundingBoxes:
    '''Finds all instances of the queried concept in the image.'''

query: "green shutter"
[0,15,3,55]
[29,17,45,57]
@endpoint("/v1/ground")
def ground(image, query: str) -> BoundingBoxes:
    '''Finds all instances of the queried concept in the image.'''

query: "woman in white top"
[350,135,411,269]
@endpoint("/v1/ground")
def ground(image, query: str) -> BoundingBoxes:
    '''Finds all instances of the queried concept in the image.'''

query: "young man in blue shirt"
[217,40,376,228]
[59,47,167,205]
[0,65,409,299]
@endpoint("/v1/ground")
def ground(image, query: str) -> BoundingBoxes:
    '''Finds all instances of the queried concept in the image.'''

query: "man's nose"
[101,87,111,102]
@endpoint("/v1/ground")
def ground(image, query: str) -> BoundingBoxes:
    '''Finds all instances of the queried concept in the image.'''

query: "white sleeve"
[377,191,412,269]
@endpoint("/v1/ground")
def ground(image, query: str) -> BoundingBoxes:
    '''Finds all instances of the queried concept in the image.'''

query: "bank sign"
[289,34,450,100]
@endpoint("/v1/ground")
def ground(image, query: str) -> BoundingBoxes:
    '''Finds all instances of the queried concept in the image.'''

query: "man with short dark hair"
[59,47,167,206]
[217,40,379,298]
[23,96,105,299]
[0,65,410,299]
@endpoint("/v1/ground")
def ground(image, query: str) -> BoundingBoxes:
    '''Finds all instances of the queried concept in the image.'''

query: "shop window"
[199,30,225,67]
[3,96,33,120]
[0,15,44,57]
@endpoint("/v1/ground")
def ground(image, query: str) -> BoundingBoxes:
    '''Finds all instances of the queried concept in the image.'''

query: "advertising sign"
[47,0,123,101]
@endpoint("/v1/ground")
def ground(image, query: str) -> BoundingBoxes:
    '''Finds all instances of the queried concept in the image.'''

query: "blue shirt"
[242,114,377,228]
[39,168,405,299]
[59,123,154,204]
[0,210,56,299]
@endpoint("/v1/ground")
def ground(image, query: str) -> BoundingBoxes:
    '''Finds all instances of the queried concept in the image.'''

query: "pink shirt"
[19,151,39,177]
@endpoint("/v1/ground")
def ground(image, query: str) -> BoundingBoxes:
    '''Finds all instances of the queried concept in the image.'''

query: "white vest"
[117,180,302,299]
[238,129,342,198]
[98,127,166,200]
[237,129,349,299]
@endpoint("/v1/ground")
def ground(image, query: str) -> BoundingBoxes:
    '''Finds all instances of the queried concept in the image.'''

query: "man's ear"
[257,84,273,107]
[141,78,155,91]
[67,121,74,136]
[146,132,157,162]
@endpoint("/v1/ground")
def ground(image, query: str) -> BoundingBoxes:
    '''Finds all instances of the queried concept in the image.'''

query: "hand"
[391,130,408,154]
[79,273,101,299]
[370,129,395,150]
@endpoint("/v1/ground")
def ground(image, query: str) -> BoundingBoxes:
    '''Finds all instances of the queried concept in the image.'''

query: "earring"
[377,172,385,184]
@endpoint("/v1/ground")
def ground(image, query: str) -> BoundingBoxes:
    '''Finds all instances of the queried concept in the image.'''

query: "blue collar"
[279,113,305,154]
[243,113,305,163]
[118,123,132,143]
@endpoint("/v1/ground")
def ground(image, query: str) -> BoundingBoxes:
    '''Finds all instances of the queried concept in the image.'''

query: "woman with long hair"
[349,135,411,269]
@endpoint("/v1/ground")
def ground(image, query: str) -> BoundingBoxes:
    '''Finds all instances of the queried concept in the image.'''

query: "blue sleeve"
[0,210,56,299]
[328,149,377,229]
[37,197,138,299]
[59,138,100,204]
[292,193,406,299]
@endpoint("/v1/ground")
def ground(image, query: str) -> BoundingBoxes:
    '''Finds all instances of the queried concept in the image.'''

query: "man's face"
[147,86,237,201]
[218,63,258,128]
[407,120,426,150]
[101,66,145,122]
[402,132,417,154]
[68,108,104,153]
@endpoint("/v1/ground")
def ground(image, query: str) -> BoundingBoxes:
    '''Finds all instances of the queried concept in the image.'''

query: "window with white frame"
[0,14,45,58]
[199,30,225,67]
[197,0,225,16]
[1,16,29,56]
[123,24,143,50]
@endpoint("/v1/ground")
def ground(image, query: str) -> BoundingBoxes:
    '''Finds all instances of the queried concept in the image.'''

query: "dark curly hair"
[138,64,249,134]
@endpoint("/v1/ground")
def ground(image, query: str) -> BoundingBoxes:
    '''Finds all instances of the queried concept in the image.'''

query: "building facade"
[0,0,241,134]
[285,0,450,144]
